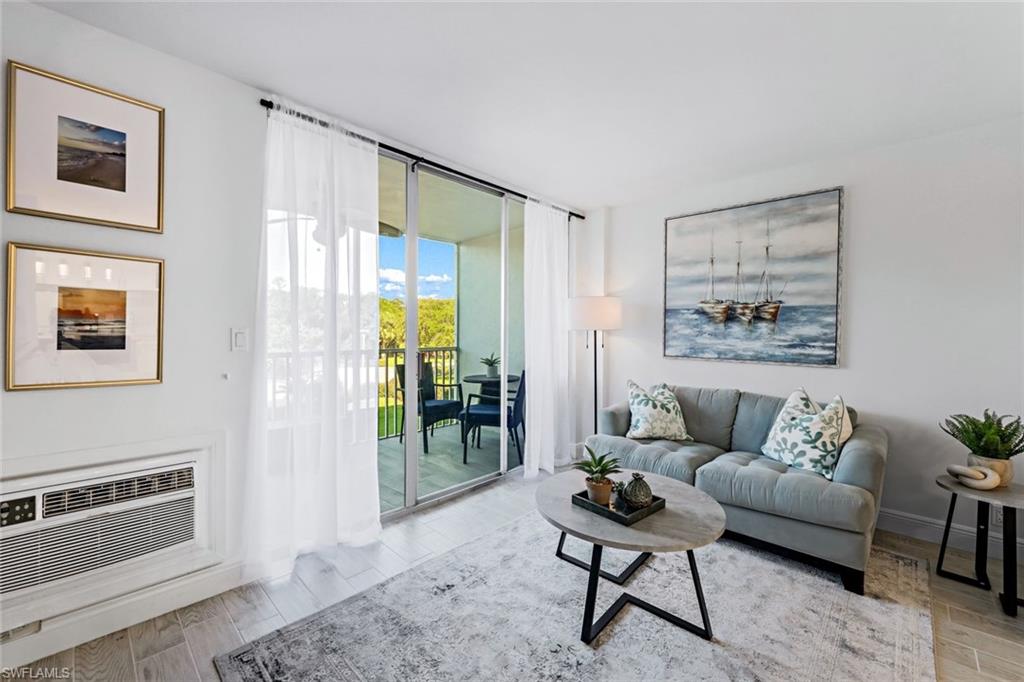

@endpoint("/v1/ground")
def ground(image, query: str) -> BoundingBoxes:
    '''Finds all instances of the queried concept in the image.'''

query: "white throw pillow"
[761,388,853,479]
[625,381,691,441]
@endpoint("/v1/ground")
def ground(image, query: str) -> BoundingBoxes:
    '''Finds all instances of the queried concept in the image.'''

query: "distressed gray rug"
[215,512,935,681]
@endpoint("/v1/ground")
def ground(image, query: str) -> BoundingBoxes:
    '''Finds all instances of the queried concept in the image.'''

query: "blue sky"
[379,236,456,299]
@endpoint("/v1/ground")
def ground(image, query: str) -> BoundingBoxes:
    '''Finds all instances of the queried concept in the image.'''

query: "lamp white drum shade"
[569,296,622,331]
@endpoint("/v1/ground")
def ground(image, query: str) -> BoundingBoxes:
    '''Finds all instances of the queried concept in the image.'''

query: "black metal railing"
[379,346,459,439]
[265,346,459,439]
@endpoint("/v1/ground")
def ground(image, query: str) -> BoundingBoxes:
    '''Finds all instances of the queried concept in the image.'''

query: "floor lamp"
[569,296,622,434]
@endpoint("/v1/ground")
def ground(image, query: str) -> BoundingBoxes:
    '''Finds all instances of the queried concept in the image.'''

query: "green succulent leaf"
[940,410,1024,460]
[574,447,623,482]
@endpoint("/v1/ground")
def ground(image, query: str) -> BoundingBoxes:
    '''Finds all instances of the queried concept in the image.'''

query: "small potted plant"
[612,480,627,510]
[481,352,501,378]
[574,446,622,505]
[941,410,1024,487]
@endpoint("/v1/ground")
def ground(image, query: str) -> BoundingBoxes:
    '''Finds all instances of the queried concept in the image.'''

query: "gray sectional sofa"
[585,386,888,593]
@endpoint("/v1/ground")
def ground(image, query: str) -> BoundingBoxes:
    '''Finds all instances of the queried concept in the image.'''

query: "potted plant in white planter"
[574,446,622,505]
[941,410,1024,487]
[481,352,500,378]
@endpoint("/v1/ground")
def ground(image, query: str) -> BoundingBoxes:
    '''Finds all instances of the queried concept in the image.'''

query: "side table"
[935,474,1023,617]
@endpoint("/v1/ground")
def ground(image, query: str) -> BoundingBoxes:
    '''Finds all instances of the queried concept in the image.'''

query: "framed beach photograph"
[663,187,842,366]
[6,61,164,232]
[6,243,164,390]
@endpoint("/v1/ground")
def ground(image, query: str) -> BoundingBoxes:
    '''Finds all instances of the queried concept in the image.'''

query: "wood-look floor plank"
[135,642,199,682]
[128,612,185,661]
[293,553,356,606]
[11,649,73,682]
[977,650,1024,680]
[182,614,243,682]
[947,605,1024,652]
[935,636,979,671]
[237,614,286,643]
[220,582,279,632]
[74,628,135,682]
[176,595,227,628]
[348,567,388,593]
[262,572,322,622]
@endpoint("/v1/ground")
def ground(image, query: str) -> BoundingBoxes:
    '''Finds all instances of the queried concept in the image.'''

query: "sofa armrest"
[832,424,888,502]
[598,401,631,436]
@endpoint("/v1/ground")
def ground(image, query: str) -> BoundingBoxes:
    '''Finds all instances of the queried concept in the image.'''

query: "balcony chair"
[465,377,521,448]
[460,371,526,465]
[396,362,464,454]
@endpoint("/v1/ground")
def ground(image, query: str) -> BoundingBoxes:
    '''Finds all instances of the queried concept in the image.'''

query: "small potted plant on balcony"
[941,410,1024,487]
[481,352,500,378]
[574,446,622,505]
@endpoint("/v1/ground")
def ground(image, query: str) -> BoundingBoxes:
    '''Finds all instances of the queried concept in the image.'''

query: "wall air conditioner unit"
[0,463,197,596]
[0,449,222,648]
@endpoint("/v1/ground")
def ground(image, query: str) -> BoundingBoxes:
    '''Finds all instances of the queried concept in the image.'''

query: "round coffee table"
[935,474,1024,617]
[536,469,726,643]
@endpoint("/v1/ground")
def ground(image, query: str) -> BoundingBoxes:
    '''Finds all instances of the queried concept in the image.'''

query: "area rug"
[215,512,935,681]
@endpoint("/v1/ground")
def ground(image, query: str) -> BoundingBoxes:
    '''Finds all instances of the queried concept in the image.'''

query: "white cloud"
[419,273,452,284]
[379,268,405,284]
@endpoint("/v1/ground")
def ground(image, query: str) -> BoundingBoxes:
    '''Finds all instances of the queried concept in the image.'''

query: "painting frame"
[6,242,165,390]
[662,187,844,367]
[6,61,165,233]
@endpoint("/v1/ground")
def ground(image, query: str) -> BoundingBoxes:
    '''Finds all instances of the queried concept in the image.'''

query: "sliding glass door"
[377,156,521,513]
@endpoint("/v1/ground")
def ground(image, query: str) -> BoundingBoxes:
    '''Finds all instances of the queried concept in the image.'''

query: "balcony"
[377,346,515,512]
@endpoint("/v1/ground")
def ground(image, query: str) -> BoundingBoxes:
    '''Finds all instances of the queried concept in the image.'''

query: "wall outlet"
[992,507,1004,527]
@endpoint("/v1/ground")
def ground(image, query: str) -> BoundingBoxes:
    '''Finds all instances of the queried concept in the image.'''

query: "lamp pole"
[592,329,599,435]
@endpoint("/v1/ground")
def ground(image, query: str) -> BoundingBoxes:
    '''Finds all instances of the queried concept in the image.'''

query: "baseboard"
[877,506,1023,560]
[0,559,244,668]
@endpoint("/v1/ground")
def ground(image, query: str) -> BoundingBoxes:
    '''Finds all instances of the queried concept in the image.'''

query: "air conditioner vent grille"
[0,497,195,594]
[42,468,194,518]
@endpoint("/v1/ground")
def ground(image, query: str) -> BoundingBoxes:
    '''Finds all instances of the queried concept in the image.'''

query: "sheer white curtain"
[245,102,381,578]
[523,201,571,477]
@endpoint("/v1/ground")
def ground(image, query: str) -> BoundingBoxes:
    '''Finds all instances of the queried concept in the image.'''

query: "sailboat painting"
[663,188,842,366]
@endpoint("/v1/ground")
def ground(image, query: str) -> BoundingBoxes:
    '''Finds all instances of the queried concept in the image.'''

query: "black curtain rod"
[259,98,585,221]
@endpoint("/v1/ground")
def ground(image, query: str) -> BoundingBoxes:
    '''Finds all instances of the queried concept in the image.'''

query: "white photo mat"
[7,244,163,389]
[7,61,163,232]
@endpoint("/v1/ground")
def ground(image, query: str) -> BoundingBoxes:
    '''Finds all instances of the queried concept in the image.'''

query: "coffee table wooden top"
[936,474,1024,509]
[536,469,726,553]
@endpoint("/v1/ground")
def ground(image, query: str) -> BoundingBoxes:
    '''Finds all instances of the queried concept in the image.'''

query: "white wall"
[1,1,263,657]
[601,116,1024,541]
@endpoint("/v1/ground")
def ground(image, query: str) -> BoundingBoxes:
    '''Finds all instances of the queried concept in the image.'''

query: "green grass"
[378,404,402,438]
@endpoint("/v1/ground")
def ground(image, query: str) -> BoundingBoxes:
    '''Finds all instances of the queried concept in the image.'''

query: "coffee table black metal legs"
[555,531,652,585]
[561,535,713,644]
[936,493,1022,617]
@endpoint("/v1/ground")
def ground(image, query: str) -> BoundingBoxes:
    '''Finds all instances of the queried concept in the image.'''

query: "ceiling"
[42,2,1023,210]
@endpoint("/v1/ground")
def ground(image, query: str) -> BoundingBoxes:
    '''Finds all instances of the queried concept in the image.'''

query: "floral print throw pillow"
[761,388,853,480]
[625,381,692,441]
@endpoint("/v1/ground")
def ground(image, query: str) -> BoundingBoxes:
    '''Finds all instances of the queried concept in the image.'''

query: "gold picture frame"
[6,242,164,390]
[6,61,165,233]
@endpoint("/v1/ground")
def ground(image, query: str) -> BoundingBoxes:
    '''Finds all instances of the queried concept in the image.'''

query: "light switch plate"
[230,328,249,352]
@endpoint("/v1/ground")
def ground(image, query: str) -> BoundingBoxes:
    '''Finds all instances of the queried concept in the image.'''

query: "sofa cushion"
[694,451,876,533]
[670,387,740,450]
[732,391,859,453]
[584,434,724,485]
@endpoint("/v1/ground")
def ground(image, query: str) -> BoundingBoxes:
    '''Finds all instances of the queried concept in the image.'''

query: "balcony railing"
[379,346,459,439]
[266,346,459,439]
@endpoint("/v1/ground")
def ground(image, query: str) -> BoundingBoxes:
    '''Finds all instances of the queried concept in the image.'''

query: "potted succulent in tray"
[481,352,501,378]
[941,410,1024,487]
[574,446,622,506]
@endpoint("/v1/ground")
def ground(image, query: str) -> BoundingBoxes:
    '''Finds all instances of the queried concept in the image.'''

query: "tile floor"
[376,424,512,512]
[9,473,1024,681]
